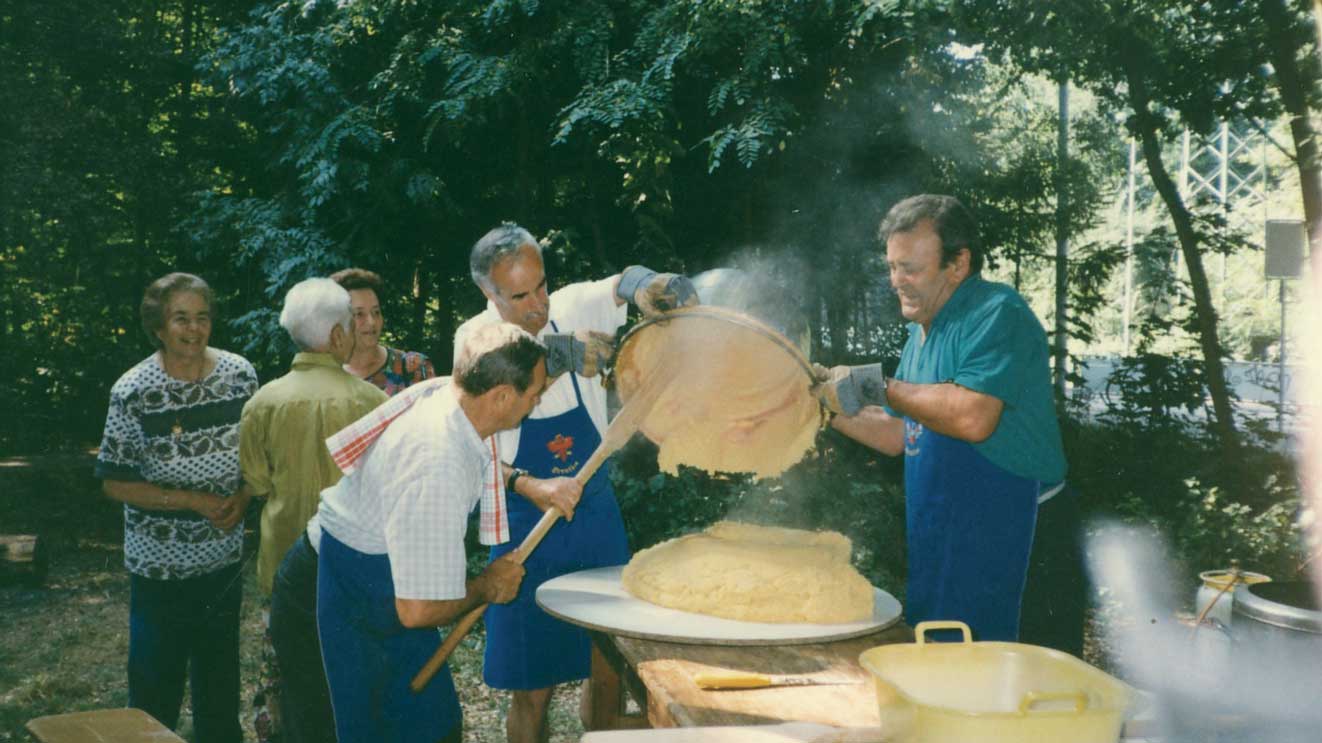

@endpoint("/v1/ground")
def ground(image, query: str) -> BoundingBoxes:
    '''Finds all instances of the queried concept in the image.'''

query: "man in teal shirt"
[820,194,1083,653]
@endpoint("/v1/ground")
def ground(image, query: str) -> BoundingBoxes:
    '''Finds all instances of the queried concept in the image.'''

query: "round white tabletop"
[536,565,903,646]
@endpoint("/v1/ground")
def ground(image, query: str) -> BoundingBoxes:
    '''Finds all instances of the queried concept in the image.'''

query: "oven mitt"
[617,265,699,317]
[812,363,888,416]
[544,330,616,378]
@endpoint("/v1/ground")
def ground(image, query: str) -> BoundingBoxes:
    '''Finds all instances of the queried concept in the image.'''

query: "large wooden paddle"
[410,364,676,693]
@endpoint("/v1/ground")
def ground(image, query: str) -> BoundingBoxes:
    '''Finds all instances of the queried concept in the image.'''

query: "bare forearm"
[830,406,905,456]
[886,379,1002,443]
[102,480,203,513]
[395,577,494,629]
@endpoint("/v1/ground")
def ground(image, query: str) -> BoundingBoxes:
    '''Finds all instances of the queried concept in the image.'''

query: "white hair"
[279,278,353,351]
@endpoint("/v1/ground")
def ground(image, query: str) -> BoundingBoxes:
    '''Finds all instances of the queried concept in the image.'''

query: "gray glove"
[811,363,888,416]
[617,265,699,316]
[543,330,616,378]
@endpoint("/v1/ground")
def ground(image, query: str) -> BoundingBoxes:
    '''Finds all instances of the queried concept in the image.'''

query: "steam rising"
[1088,523,1322,742]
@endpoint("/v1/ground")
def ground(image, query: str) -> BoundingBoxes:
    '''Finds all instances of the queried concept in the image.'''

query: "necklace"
[166,354,210,439]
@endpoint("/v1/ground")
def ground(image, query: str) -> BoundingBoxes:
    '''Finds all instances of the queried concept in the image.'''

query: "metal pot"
[1231,580,1322,644]
[1226,579,1322,629]
[1206,581,1322,741]
[1195,568,1270,627]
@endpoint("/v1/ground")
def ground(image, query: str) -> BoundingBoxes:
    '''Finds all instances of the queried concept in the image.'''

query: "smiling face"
[156,290,212,363]
[484,246,550,335]
[347,288,383,350]
[886,219,970,332]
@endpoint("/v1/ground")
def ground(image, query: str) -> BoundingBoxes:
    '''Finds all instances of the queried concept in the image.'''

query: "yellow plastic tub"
[858,621,1133,743]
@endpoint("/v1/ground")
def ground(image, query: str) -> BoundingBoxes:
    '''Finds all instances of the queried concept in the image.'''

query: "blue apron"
[484,331,630,690]
[317,531,461,743]
[903,417,1039,641]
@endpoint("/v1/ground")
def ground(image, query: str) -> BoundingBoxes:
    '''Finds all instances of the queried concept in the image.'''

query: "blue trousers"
[317,532,461,743]
[128,562,243,743]
[269,534,335,743]
[1019,486,1087,656]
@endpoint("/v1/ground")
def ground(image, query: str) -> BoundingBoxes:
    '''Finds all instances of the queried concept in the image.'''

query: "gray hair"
[454,323,546,396]
[469,222,542,293]
[141,273,214,349]
[878,194,984,274]
[279,278,353,351]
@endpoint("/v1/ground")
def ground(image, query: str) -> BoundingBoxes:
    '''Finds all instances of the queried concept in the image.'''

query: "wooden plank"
[26,708,185,743]
[1,534,47,587]
[613,623,912,729]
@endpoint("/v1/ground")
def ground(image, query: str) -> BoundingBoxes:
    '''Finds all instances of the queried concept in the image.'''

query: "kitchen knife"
[693,671,863,690]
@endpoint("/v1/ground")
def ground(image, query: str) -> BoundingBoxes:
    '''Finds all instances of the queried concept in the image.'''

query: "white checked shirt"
[315,384,488,600]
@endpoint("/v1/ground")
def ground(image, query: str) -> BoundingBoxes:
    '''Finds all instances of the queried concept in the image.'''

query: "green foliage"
[1097,353,1211,431]
[1,0,262,452]
[1066,397,1304,581]
[1164,476,1303,581]
[5,1,1307,604]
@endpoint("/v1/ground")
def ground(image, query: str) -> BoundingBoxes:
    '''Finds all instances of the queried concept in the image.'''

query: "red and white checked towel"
[325,377,510,545]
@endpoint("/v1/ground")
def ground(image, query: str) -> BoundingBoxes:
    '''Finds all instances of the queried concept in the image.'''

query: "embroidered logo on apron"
[547,433,574,461]
[547,433,579,474]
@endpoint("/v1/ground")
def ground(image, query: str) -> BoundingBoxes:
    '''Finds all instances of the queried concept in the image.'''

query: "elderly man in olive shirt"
[239,277,388,743]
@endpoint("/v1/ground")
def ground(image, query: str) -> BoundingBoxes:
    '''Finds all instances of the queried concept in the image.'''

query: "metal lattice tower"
[1120,120,1269,353]
[1178,123,1268,209]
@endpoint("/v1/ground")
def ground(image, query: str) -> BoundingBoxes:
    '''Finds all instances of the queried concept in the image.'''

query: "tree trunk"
[1264,0,1322,255]
[1123,59,1240,456]
[412,258,427,352]
[1053,78,1069,404]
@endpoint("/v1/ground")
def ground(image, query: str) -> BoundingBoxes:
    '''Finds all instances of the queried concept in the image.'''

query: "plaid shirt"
[316,383,504,599]
[324,377,508,546]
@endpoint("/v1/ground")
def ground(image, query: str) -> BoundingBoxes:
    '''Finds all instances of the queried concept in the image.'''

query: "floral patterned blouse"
[95,350,258,580]
[363,346,435,396]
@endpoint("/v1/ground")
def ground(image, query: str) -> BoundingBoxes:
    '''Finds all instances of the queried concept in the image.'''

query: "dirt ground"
[0,454,584,743]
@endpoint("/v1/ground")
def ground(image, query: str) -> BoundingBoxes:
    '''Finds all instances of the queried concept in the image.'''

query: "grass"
[0,454,584,742]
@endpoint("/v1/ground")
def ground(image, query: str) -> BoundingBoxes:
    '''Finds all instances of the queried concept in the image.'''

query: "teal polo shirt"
[886,275,1067,484]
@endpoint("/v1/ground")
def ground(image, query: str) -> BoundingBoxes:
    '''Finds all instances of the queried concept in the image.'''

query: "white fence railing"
[1072,356,1316,408]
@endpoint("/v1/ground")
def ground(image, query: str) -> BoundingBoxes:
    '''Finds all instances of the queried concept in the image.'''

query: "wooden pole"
[410,367,676,693]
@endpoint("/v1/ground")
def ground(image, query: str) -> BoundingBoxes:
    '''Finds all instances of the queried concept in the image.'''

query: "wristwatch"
[505,467,528,494]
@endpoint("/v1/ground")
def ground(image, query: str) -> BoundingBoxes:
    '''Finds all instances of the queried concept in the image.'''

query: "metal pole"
[1124,139,1136,355]
[1279,279,1287,432]
[1054,79,1069,402]
[1220,123,1229,303]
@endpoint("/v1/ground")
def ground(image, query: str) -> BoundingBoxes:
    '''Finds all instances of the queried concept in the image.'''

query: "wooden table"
[583,622,913,731]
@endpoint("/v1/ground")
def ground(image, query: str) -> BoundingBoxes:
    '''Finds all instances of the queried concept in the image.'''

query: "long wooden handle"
[409,377,670,693]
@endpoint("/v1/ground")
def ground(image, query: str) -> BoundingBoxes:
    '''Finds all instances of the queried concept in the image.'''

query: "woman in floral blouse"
[330,267,435,395]
[95,273,257,743]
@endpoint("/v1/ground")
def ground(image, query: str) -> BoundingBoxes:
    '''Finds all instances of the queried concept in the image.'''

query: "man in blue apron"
[819,195,1084,654]
[314,323,545,743]
[455,222,697,743]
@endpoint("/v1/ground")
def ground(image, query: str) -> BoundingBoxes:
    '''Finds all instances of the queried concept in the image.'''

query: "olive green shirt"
[240,352,388,594]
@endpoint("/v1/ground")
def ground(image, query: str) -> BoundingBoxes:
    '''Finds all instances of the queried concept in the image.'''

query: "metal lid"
[1232,581,1322,634]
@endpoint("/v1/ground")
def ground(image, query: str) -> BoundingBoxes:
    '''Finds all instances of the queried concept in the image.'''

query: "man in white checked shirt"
[314,323,556,743]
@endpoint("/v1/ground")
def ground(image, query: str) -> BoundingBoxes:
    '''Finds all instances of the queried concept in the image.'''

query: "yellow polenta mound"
[621,521,874,623]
